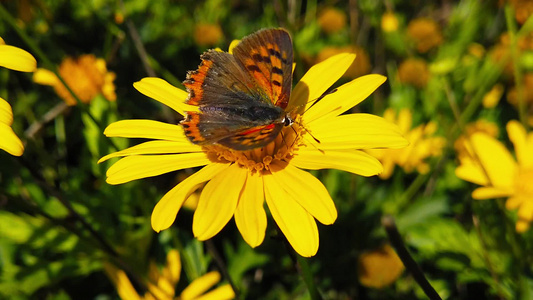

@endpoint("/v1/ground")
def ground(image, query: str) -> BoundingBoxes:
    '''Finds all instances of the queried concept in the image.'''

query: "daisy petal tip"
[97,156,108,164]
[151,215,172,233]
[297,247,318,258]
[365,73,387,85]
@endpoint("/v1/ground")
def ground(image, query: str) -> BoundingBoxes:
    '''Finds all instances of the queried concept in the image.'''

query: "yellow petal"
[264,176,319,257]
[181,271,221,300]
[358,244,404,289]
[472,187,513,199]
[228,40,240,54]
[103,264,142,300]
[270,165,337,225]
[106,153,211,185]
[455,157,489,186]
[32,68,59,86]
[470,133,517,188]
[507,120,533,167]
[152,163,230,232]
[162,250,181,285]
[292,147,383,176]
[0,98,13,125]
[506,196,523,210]
[304,74,387,123]
[516,220,530,233]
[397,109,412,134]
[194,284,235,300]
[306,114,408,150]
[0,44,36,72]
[193,164,247,240]
[103,120,187,141]
[517,200,533,220]
[133,77,198,115]
[0,123,24,156]
[377,156,395,179]
[234,173,267,248]
[98,140,203,163]
[289,53,356,112]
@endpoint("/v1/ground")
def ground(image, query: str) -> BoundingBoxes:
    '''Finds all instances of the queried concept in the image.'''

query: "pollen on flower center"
[203,119,305,174]
[515,168,533,197]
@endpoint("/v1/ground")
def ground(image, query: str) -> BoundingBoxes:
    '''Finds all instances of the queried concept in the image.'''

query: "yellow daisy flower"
[105,250,234,300]
[0,37,37,156]
[456,120,533,232]
[358,244,404,289]
[366,108,446,179]
[33,54,116,105]
[99,53,408,257]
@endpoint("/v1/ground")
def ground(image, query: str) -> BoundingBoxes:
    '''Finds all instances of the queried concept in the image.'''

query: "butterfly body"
[181,29,294,151]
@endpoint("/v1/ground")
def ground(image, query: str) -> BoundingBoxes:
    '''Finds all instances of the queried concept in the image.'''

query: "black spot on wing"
[272,67,283,75]
[247,64,261,72]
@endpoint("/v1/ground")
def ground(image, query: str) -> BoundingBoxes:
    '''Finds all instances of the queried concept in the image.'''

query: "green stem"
[382,215,442,300]
[396,172,429,210]
[505,5,527,129]
[296,255,322,300]
[205,240,240,298]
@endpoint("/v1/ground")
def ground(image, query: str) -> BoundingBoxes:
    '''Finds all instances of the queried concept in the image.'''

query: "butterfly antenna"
[280,128,290,150]
[297,122,324,154]
[303,88,338,113]
[301,125,321,144]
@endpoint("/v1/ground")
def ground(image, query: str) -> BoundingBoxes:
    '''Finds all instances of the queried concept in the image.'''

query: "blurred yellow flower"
[114,11,125,24]
[0,37,36,156]
[456,121,533,232]
[490,33,533,77]
[507,73,533,108]
[407,18,443,53]
[367,108,446,179]
[508,0,533,24]
[33,54,116,106]
[397,58,430,88]
[482,83,504,108]
[99,53,407,257]
[358,244,404,289]
[0,97,24,156]
[381,11,399,33]
[467,43,485,59]
[105,250,234,300]
[318,7,347,34]
[194,23,224,47]
[316,46,371,78]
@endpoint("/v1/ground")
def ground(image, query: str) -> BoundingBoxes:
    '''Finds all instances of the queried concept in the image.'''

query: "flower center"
[515,167,533,197]
[203,116,305,174]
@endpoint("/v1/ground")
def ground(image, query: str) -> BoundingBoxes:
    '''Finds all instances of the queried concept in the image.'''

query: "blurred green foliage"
[1,0,533,299]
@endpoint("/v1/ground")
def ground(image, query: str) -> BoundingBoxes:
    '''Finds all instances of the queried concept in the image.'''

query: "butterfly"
[181,28,294,151]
